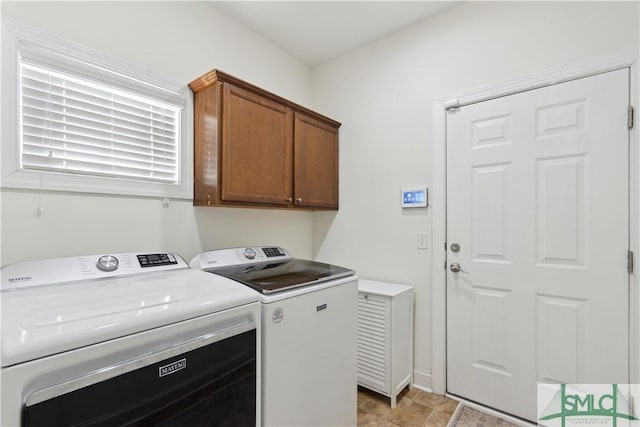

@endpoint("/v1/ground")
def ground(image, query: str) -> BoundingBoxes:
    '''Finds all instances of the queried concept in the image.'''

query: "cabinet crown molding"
[189,69,341,128]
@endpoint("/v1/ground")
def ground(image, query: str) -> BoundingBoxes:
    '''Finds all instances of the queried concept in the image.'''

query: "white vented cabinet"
[357,279,414,407]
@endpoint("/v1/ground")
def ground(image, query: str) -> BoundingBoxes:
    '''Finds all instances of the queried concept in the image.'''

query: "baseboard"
[412,369,432,392]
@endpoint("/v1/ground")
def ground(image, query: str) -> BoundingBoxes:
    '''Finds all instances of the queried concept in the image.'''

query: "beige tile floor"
[357,386,459,427]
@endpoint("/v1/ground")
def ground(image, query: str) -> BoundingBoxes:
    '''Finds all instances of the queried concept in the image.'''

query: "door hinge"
[629,106,634,129]
[629,250,634,274]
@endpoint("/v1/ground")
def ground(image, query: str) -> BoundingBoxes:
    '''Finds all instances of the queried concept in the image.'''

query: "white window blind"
[20,61,181,184]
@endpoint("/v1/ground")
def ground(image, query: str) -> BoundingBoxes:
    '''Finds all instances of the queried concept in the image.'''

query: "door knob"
[450,263,468,273]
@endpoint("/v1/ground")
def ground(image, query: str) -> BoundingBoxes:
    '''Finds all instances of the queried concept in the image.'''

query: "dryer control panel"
[1,252,188,290]
[137,253,179,268]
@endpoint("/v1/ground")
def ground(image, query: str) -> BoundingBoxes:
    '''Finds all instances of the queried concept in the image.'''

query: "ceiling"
[209,1,460,67]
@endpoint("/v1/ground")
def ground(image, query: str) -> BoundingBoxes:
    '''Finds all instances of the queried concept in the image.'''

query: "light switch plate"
[417,232,429,249]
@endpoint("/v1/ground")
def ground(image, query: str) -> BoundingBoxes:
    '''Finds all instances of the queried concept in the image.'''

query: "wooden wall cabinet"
[189,70,340,209]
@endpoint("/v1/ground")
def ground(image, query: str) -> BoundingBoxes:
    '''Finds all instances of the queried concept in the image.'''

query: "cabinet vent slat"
[358,317,385,328]
[357,351,385,368]
[358,333,385,348]
[358,316,385,326]
[357,320,385,329]
[358,305,385,315]
[357,341,385,359]
[357,312,385,322]
[358,308,386,319]
[358,299,386,309]
[358,331,385,343]
[357,310,386,322]
[358,296,386,306]
[358,304,386,312]
[358,366,386,382]
[357,316,385,326]
[357,330,386,343]
[358,371,386,385]
[358,360,386,379]
[357,318,386,331]
[358,351,385,364]
[358,301,386,311]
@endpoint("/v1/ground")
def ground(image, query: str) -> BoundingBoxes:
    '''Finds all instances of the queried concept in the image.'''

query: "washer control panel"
[262,247,286,257]
[190,246,292,270]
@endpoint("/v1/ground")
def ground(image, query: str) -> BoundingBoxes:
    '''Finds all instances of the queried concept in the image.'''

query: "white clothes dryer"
[1,252,261,426]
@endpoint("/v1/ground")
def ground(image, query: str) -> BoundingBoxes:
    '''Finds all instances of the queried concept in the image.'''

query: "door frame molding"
[431,46,640,395]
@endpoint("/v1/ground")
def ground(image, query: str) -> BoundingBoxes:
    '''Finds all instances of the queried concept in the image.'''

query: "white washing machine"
[1,252,261,427]
[190,246,358,427]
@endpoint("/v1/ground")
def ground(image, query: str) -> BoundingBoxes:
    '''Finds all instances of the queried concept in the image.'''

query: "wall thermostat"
[402,187,428,208]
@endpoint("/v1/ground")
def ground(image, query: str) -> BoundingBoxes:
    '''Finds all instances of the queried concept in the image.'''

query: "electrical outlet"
[417,232,429,249]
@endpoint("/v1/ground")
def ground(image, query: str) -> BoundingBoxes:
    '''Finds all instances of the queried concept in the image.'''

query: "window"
[21,62,181,184]
[1,18,193,199]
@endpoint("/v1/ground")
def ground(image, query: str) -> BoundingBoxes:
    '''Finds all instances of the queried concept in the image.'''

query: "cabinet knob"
[286,197,293,202]
[295,197,303,203]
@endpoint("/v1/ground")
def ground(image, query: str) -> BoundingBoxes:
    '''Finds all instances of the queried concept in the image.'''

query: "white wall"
[2,0,639,394]
[0,1,315,266]
[311,1,640,389]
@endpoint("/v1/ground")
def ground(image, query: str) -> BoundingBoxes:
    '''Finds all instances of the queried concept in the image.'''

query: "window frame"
[1,18,194,200]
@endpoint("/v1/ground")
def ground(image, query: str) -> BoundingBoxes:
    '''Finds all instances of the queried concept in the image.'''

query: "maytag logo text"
[158,358,187,378]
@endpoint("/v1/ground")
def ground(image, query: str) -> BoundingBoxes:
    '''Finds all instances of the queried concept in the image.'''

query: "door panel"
[446,69,630,421]
[293,113,339,209]
[221,83,293,205]
[471,163,511,262]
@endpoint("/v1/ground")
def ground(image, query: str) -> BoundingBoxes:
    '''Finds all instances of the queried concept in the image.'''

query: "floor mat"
[447,404,520,427]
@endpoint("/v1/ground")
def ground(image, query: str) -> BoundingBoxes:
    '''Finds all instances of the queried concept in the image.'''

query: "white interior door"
[446,68,630,422]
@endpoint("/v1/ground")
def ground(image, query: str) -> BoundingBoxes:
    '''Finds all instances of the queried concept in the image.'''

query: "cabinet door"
[357,293,391,394]
[293,113,339,209]
[221,84,293,205]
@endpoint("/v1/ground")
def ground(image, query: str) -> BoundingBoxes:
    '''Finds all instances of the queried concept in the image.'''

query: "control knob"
[243,248,257,260]
[96,255,119,272]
